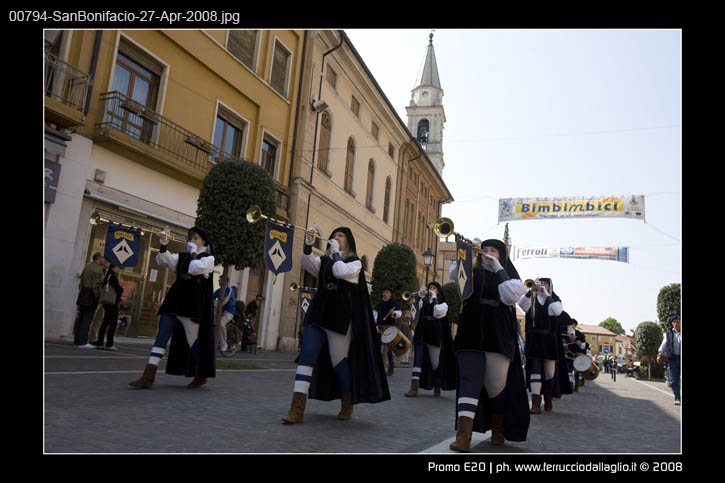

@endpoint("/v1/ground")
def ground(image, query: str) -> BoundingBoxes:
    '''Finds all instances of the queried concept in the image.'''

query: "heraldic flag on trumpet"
[264,220,294,276]
[104,224,141,269]
[299,288,314,315]
[456,235,473,302]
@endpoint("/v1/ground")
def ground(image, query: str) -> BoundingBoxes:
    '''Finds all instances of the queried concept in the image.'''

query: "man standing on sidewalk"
[657,315,681,405]
[74,252,105,347]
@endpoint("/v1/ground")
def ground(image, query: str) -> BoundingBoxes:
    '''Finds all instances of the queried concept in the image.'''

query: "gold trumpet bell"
[289,282,299,292]
[433,217,454,238]
[246,205,263,224]
[524,279,536,290]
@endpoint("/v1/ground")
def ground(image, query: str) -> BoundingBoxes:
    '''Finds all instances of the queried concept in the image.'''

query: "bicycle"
[220,318,244,358]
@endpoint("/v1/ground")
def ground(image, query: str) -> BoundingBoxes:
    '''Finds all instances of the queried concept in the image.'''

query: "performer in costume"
[404,281,456,398]
[449,239,529,451]
[282,227,390,424]
[373,286,402,376]
[129,227,216,389]
[558,310,579,393]
[518,277,566,414]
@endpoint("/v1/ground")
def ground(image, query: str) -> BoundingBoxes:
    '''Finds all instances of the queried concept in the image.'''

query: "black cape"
[161,245,216,380]
[305,227,390,404]
[414,282,456,391]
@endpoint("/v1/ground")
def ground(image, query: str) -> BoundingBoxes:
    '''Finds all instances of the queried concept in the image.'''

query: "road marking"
[633,378,676,397]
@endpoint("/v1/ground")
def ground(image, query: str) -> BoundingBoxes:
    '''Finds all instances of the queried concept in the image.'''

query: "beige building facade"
[45,29,306,342]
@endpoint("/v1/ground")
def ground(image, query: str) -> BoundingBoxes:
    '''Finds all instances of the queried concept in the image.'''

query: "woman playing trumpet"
[281,226,390,424]
[449,239,530,451]
[404,281,456,398]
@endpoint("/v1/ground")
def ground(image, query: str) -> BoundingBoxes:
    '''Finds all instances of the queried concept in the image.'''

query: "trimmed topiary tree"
[196,159,276,327]
[634,321,663,381]
[657,283,681,331]
[442,282,461,325]
[370,243,419,309]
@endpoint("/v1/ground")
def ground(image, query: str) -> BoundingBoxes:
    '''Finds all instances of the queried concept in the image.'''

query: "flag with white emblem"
[264,220,294,275]
[104,225,141,268]
[299,288,314,315]
[456,235,473,301]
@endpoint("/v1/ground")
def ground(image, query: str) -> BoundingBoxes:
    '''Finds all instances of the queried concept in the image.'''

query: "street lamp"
[423,248,434,285]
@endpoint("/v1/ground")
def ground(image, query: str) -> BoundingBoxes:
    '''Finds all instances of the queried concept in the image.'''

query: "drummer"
[569,318,589,389]
[404,282,456,398]
[373,286,402,376]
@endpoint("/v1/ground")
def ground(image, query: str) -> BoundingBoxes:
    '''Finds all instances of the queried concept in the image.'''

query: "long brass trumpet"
[289,282,316,292]
[433,217,483,255]
[246,205,321,240]
[402,289,429,301]
[524,279,536,290]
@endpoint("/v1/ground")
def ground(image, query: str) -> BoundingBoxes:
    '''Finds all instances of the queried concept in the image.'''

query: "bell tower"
[406,31,446,174]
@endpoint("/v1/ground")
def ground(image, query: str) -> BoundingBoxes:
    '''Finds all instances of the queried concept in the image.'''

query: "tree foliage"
[599,317,625,336]
[196,159,276,272]
[442,282,461,325]
[370,243,419,309]
[657,283,681,331]
[634,321,664,381]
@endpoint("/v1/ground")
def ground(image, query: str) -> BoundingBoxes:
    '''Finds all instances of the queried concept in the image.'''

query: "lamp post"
[423,248,434,285]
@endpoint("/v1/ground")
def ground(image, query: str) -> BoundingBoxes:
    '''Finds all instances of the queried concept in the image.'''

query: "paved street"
[44,339,681,454]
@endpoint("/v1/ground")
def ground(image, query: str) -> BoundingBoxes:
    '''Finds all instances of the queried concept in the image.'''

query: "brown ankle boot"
[187,366,207,389]
[543,389,553,411]
[386,362,395,377]
[572,381,578,392]
[433,377,441,397]
[129,363,157,389]
[449,416,474,452]
[404,379,419,397]
[337,392,354,420]
[282,392,307,424]
[490,413,505,446]
[530,394,542,414]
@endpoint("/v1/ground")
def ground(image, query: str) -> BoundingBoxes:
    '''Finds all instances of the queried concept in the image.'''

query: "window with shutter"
[345,138,355,195]
[270,40,291,97]
[383,177,391,223]
[351,96,360,118]
[227,30,259,70]
[318,112,331,173]
[326,67,337,90]
[366,159,375,211]
[261,138,277,177]
[371,122,378,140]
[388,143,395,159]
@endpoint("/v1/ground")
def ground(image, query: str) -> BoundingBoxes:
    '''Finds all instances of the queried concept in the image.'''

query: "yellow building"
[45,29,307,340]
[577,324,617,358]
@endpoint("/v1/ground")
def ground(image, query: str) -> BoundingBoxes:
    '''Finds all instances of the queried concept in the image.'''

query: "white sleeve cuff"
[188,255,216,277]
[433,302,449,319]
[499,279,526,306]
[548,301,563,316]
[156,251,179,270]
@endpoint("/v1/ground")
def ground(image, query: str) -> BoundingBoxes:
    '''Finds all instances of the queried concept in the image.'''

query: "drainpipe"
[303,31,345,230]
[83,30,103,117]
[287,30,309,212]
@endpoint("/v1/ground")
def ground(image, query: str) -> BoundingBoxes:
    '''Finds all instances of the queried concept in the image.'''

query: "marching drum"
[573,354,599,380]
[381,326,411,356]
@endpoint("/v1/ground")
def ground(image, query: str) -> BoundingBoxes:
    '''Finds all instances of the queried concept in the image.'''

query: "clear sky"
[345,29,681,335]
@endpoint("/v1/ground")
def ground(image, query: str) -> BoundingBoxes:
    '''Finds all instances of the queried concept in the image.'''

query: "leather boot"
[490,413,505,446]
[530,394,542,414]
[449,416,474,453]
[543,389,553,411]
[386,362,395,377]
[337,392,354,420]
[129,363,157,389]
[404,379,419,397]
[282,392,307,424]
[433,377,441,397]
[572,381,578,392]
[187,366,207,389]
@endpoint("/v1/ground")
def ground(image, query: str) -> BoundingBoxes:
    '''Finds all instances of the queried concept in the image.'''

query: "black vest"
[158,252,214,322]
[303,255,358,335]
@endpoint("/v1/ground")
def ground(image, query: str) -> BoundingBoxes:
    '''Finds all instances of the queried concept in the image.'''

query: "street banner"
[498,195,645,222]
[264,220,294,275]
[299,288,314,315]
[104,224,142,268]
[456,235,474,301]
[513,246,629,263]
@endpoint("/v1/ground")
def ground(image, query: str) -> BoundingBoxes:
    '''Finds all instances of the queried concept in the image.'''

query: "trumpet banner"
[409,293,420,323]
[299,288,314,315]
[498,195,645,222]
[513,246,629,263]
[456,236,474,301]
[104,225,142,268]
[264,220,294,275]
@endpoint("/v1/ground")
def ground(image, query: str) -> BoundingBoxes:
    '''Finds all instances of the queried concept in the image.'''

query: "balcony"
[94,91,240,185]
[44,51,91,128]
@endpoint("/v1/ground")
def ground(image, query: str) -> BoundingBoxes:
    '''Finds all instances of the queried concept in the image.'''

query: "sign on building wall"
[499,195,645,222]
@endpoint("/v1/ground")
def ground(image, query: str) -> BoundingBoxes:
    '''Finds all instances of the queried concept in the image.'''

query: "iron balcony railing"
[97,91,291,212]
[44,51,91,112]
